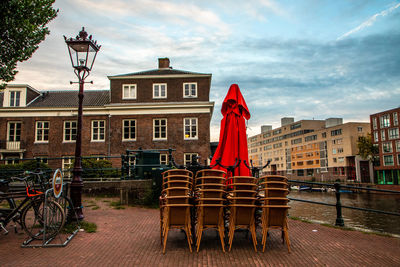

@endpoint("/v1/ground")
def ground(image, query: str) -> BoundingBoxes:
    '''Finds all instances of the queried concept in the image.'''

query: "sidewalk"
[1,197,399,267]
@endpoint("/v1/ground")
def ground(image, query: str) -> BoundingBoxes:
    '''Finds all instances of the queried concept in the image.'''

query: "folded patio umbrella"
[211,84,251,178]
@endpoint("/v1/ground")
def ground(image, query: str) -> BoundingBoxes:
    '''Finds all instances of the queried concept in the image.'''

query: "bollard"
[334,182,345,226]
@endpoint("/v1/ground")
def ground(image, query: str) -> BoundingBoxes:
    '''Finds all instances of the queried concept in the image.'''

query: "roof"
[108,68,211,79]
[28,90,110,108]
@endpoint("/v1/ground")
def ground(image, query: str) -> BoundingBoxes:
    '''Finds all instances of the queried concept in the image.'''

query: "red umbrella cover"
[211,84,251,178]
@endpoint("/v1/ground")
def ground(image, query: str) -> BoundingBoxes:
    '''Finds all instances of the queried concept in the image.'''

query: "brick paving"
[1,197,400,267]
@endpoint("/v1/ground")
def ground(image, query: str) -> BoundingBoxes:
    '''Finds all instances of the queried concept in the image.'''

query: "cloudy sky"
[11,0,400,141]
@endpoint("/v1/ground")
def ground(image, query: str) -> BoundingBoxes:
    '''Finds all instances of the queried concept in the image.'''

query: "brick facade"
[0,58,214,170]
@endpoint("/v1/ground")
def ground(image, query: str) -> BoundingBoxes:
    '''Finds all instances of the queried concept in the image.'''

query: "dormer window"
[153,83,167,99]
[183,83,197,98]
[10,91,21,107]
[122,84,137,99]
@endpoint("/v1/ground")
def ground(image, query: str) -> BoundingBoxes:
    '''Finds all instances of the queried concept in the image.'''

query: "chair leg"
[163,226,169,254]
[228,222,235,252]
[262,227,269,252]
[284,228,291,253]
[196,226,203,252]
[218,224,226,252]
[250,223,257,252]
[185,226,192,253]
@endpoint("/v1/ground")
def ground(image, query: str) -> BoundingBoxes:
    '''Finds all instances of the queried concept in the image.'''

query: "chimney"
[158,58,170,69]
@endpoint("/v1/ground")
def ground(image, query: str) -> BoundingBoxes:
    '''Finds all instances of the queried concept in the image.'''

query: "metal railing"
[288,180,400,226]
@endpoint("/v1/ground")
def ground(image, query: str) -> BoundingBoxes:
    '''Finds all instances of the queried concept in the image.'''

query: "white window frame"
[381,130,386,141]
[380,114,390,128]
[183,82,197,98]
[153,83,167,99]
[160,154,168,165]
[63,121,77,142]
[184,153,198,166]
[62,157,73,178]
[383,155,394,166]
[153,118,167,140]
[373,131,379,142]
[9,90,21,107]
[393,112,398,126]
[372,117,377,130]
[396,140,400,152]
[183,118,198,140]
[382,142,393,153]
[91,120,106,142]
[122,119,136,141]
[122,84,137,99]
[388,128,399,140]
[7,121,21,142]
[35,121,49,143]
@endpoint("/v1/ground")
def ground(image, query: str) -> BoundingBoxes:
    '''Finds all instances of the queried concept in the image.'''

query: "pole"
[334,182,344,226]
[70,77,85,220]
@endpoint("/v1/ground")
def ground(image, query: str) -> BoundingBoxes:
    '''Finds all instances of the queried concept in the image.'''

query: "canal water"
[288,191,400,235]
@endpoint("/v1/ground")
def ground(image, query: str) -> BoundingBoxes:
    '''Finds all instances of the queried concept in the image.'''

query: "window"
[322,132,327,138]
[64,121,77,142]
[123,119,136,141]
[383,155,394,166]
[394,113,398,126]
[122,84,137,99]
[290,123,301,130]
[35,157,48,164]
[160,154,168,165]
[153,119,167,140]
[153,83,167,99]
[381,130,386,141]
[332,148,337,154]
[338,157,344,163]
[5,158,19,165]
[388,128,399,140]
[92,120,105,141]
[184,118,198,140]
[374,131,379,142]
[372,117,377,130]
[333,158,337,163]
[380,114,390,128]
[9,91,21,107]
[7,122,21,141]
[35,121,49,142]
[357,127,363,132]
[183,83,197,98]
[337,148,344,153]
[291,138,302,145]
[331,129,342,136]
[184,153,198,166]
[62,157,73,178]
[305,135,317,142]
[396,140,400,152]
[382,142,393,153]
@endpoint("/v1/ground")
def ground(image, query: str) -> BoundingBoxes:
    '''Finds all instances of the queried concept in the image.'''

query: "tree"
[0,0,58,88]
[357,133,379,163]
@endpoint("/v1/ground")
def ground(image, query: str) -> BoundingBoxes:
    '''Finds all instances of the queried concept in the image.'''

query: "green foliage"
[81,158,119,178]
[0,160,51,179]
[63,221,97,234]
[0,0,58,87]
[357,134,379,163]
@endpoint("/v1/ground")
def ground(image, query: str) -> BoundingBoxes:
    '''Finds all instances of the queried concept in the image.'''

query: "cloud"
[337,2,400,40]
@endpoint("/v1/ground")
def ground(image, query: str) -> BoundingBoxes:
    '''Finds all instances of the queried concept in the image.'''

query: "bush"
[82,158,119,178]
[0,160,51,179]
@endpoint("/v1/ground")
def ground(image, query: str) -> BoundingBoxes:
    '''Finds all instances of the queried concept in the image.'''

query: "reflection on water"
[288,191,400,235]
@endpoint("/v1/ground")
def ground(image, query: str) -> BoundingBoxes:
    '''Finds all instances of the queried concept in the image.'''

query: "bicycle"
[0,171,65,239]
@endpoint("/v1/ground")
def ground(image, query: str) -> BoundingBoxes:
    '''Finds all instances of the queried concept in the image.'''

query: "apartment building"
[248,118,372,182]
[370,107,400,185]
[0,58,214,171]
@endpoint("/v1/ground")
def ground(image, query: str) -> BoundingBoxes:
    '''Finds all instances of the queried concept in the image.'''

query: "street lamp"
[64,27,101,220]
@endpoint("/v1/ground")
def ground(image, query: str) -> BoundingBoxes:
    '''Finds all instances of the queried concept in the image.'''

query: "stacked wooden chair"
[226,176,258,252]
[259,175,291,252]
[194,169,227,252]
[160,169,194,254]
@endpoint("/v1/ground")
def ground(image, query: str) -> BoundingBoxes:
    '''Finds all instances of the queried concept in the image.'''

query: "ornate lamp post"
[64,27,101,219]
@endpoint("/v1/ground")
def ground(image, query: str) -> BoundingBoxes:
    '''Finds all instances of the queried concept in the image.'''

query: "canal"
[288,190,400,235]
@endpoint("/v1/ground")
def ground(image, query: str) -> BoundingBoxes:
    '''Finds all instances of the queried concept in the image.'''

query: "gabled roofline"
[6,84,41,94]
[108,73,212,80]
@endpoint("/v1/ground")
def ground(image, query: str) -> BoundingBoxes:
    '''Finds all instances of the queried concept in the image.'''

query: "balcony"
[0,140,25,152]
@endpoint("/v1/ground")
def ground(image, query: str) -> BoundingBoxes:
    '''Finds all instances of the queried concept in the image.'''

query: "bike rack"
[21,184,80,248]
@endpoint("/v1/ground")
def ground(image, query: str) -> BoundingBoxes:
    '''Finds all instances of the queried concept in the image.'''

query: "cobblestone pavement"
[1,197,399,267]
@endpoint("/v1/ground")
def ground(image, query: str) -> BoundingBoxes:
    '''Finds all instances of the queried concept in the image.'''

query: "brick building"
[248,117,372,182]
[370,107,400,185]
[0,58,214,172]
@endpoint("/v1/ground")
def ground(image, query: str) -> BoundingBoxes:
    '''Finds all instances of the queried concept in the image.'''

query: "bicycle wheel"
[21,198,65,239]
